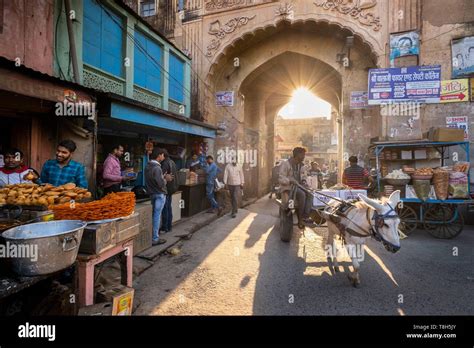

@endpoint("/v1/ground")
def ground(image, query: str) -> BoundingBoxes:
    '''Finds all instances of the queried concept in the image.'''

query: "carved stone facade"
[205,0,246,11]
[206,15,257,56]
[314,0,382,31]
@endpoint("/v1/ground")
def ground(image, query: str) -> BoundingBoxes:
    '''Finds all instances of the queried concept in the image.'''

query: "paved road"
[134,197,474,315]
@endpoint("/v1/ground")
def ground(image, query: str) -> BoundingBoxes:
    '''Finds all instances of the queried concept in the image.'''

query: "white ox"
[322,191,402,287]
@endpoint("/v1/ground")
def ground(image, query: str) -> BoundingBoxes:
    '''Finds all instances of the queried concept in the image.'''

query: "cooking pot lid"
[2,220,87,240]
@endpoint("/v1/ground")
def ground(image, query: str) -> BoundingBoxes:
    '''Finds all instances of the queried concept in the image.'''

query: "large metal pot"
[2,220,87,276]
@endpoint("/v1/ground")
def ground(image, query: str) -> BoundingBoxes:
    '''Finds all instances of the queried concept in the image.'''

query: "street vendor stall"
[0,184,138,314]
[369,140,473,239]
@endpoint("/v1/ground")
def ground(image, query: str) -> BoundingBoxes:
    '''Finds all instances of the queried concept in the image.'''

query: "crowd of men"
[1,141,371,245]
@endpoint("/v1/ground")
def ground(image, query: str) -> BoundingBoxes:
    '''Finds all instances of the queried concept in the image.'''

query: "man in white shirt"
[223,161,244,218]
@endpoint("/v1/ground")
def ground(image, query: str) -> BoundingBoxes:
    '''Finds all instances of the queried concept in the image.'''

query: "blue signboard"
[368,66,441,105]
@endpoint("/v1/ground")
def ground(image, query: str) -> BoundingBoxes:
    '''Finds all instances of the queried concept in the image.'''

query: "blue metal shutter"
[83,0,124,77]
[83,0,102,69]
[101,7,123,77]
[133,30,162,94]
[169,52,184,103]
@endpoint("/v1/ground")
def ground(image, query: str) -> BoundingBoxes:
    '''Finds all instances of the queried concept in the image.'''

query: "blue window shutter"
[134,31,148,88]
[146,39,162,94]
[83,0,124,77]
[134,30,162,94]
[83,0,102,68]
[169,53,184,103]
[101,8,123,77]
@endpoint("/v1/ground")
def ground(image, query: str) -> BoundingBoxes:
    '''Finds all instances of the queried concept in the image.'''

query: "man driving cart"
[278,147,317,229]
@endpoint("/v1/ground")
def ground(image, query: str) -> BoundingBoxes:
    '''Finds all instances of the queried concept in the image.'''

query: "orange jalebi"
[51,192,135,221]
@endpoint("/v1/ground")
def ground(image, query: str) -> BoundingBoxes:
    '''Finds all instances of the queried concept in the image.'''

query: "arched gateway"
[205,18,382,197]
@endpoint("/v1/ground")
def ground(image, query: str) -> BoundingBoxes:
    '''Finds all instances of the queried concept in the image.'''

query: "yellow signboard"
[471,78,474,101]
[440,79,469,103]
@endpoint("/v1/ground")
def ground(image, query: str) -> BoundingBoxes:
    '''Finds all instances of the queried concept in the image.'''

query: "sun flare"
[278,87,331,119]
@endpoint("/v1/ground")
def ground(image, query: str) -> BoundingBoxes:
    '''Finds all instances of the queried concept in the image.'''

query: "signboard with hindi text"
[441,79,469,103]
[446,116,469,140]
[368,66,441,105]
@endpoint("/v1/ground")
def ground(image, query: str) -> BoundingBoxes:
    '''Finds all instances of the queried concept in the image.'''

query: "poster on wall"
[471,78,474,101]
[215,91,234,106]
[390,31,420,67]
[452,36,474,78]
[350,91,369,109]
[440,79,470,103]
[368,65,441,105]
[446,116,469,140]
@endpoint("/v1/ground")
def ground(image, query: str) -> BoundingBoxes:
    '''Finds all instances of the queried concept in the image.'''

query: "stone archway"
[207,20,379,198]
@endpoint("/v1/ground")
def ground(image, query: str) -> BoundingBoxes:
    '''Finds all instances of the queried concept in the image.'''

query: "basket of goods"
[51,192,135,221]
[384,170,411,186]
[432,168,450,200]
[411,167,433,180]
[0,183,92,208]
[402,165,415,175]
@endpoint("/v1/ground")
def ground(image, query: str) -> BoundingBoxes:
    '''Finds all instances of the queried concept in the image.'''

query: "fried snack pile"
[51,192,135,221]
[413,167,433,176]
[0,183,91,206]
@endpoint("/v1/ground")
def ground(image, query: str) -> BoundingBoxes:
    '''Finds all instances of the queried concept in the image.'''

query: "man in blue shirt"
[40,140,88,189]
[204,155,222,214]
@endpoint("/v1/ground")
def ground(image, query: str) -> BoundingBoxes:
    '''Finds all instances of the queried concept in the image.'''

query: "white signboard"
[446,116,469,140]
[215,91,234,107]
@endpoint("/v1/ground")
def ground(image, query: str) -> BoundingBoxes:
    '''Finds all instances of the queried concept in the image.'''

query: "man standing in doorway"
[223,161,244,218]
[204,155,222,215]
[342,155,372,189]
[145,148,173,246]
[102,144,129,195]
[160,149,178,234]
[40,140,88,188]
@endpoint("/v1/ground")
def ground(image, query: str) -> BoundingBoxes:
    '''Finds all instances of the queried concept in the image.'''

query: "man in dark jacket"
[160,149,178,234]
[145,148,172,245]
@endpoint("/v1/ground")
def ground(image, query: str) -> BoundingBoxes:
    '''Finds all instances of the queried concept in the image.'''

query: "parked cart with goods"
[369,139,473,239]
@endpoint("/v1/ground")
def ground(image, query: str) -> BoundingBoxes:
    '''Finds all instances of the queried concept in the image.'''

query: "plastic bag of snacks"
[448,171,469,198]
[453,161,470,173]
[412,180,431,201]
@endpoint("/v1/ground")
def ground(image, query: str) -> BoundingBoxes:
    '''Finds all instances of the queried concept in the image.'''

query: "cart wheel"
[310,208,326,227]
[279,207,294,242]
[396,205,418,235]
[423,204,464,239]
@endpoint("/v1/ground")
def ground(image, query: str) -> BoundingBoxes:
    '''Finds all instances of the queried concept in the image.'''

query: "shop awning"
[110,101,216,138]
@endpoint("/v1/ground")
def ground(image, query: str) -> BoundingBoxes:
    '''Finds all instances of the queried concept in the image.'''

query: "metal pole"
[64,0,80,83]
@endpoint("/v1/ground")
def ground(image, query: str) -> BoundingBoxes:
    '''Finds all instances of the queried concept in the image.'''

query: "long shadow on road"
[252,220,474,315]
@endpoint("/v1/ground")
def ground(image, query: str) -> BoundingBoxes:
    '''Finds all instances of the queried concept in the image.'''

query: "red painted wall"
[0,0,54,75]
